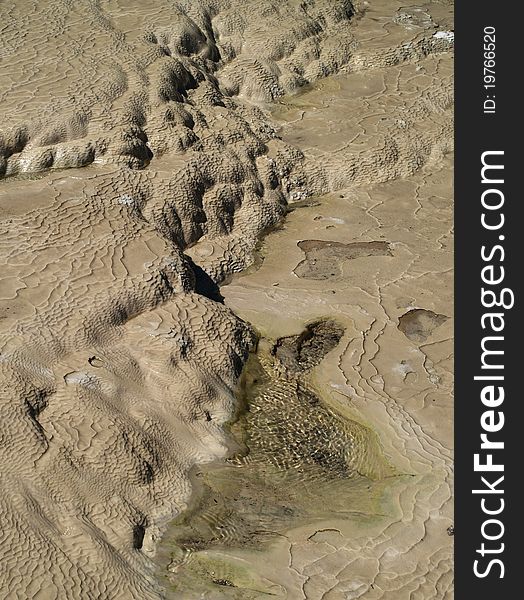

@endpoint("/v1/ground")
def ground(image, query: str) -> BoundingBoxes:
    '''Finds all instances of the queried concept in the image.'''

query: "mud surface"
[217,18,453,592]
[1,1,453,598]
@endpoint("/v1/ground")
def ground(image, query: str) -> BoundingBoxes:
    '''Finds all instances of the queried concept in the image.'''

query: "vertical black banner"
[455,4,521,597]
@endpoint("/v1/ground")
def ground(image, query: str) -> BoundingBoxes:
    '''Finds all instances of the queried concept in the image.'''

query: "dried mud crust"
[0,0,453,599]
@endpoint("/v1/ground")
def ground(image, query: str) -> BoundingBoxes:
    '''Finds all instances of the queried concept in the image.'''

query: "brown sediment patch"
[294,239,392,280]
[398,308,449,343]
[272,318,345,373]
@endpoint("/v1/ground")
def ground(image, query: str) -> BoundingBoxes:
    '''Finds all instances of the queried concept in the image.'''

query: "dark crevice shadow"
[186,256,224,303]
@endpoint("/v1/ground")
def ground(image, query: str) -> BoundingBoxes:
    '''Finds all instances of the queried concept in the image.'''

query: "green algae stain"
[157,322,398,598]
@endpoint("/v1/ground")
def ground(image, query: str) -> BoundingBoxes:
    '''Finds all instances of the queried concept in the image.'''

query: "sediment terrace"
[0,1,453,598]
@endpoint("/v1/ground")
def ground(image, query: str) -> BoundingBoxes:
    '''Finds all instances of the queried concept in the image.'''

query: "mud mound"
[0,1,365,597]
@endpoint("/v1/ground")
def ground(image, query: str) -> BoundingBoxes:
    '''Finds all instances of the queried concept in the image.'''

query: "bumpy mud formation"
[0,0,453,598]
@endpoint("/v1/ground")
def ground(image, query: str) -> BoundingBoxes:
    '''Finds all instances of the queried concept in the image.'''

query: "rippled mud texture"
[1,0,452,598]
